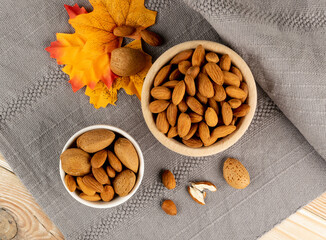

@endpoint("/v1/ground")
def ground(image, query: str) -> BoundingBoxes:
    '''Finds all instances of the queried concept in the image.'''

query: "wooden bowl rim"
[141,40,257,157]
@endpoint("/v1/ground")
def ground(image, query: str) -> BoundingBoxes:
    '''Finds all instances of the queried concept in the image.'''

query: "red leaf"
[64,4,88,20]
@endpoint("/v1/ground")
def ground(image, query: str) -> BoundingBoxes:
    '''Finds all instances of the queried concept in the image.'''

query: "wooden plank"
[0,155,64,239]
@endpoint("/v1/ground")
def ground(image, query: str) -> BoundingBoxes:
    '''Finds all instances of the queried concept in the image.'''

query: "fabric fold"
[184,0,326,160]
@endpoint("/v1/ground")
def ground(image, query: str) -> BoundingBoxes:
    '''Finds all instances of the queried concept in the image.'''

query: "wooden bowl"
[141,40,257,157]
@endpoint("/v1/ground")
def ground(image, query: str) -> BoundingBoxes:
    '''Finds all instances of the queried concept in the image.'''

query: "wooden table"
[0,154,325,239]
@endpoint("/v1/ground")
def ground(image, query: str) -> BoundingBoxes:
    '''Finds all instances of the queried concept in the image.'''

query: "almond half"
[188,186,205,205]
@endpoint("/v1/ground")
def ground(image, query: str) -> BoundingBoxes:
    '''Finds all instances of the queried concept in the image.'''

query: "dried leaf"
[64,4,87,19]
[69,0,157,53]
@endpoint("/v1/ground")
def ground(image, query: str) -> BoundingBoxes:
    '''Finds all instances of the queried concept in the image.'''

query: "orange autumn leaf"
[69,0,157,54]
[64,4,87,19]
[46,4,120,92]
[85,40,151,108]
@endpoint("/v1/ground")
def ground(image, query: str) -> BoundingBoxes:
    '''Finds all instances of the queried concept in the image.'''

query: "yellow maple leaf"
[85,39,152,108]
[69,0,157,54]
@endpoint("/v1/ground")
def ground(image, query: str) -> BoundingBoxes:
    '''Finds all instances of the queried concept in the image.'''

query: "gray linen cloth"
[0,0,325,239]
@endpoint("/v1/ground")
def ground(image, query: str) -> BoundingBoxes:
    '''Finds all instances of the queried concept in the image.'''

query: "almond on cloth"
[162,170,176,189]
[161,200,177,215]
[223,158,250,189]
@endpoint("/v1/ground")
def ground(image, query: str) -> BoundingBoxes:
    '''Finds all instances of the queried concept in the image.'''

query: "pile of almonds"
[149,45,250,148]
[60,129,139,202]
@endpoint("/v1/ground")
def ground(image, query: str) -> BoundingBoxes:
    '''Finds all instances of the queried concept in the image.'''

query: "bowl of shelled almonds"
[141,40,257,157]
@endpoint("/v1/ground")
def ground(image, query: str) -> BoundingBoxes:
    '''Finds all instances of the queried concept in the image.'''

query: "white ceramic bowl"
[142,40,257,157]
[59,125,144,208]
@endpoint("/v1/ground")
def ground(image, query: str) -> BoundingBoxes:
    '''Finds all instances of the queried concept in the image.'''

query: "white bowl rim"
[59,124,144,208]
[141,40,257,157]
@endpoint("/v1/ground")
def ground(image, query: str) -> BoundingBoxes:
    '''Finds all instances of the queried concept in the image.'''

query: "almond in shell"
[114,138,139,173]
[223,158,250,189]
[172,80,186,105]
[76,129,115,153]
[177,113,191,138]
[110,47,146,76]
[113,170,136,197]
[60,148,91,176]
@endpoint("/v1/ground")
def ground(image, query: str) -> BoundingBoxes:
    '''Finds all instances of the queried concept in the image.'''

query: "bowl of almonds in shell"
[59,125,144,208]
[141,40,257,156]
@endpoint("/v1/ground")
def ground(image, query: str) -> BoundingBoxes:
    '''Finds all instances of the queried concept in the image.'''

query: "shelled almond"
[149,45,250,148]
[60,129,140,202]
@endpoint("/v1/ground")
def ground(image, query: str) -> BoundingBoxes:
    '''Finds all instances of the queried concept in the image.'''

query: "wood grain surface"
[0,154,325,239]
